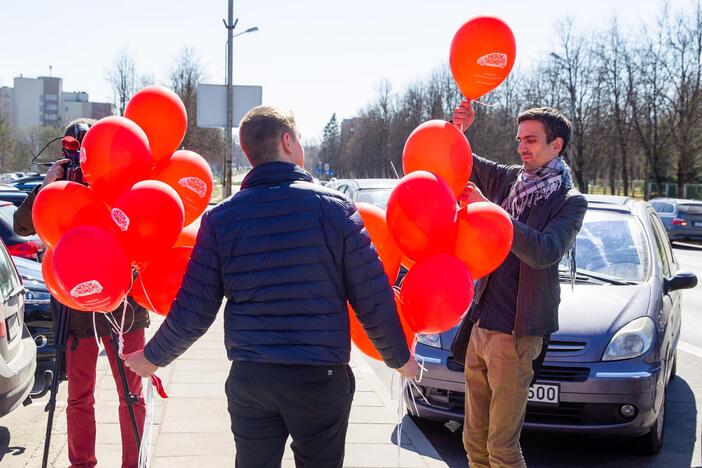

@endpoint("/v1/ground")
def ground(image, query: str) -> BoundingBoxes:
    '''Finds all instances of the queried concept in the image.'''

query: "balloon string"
[392,355,429,466]
[471,99,496,107]
[138,376,155,468]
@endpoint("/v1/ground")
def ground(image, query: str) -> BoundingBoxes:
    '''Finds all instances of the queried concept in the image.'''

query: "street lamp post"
[222,0,258,198]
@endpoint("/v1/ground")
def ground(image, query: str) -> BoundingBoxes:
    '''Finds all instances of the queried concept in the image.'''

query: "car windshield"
[559,210,650,282]
[356,188,394,209]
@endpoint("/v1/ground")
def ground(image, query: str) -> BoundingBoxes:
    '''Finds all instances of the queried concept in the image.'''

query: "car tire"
[635,384,666,455]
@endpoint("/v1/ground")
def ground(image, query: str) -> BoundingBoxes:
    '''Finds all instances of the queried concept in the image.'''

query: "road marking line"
[679,341,702,359]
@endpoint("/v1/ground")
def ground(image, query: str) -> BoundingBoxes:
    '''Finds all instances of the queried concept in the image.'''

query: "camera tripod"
[41,307,142,468]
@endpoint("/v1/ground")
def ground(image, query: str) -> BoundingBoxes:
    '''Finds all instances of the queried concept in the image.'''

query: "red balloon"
[32,181,112,248]
[402,120,473,197]
[52,226,131,312]
[356,202,401,284]
[125,86,187,165]
[174,222,200,248]
[400,254,474,334]
[131,246,192,316]
[449,17,517,99]
[80,116,153,204]
[400,255,415,271]
[349,289,415,361]
[42,248,90,311]
[455,202,513,279]
[153,150,213,226]
[111,180,184,264]
[386,171,458,262]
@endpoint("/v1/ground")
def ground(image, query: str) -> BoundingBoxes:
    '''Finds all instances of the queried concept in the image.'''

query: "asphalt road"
[367,242,702,468]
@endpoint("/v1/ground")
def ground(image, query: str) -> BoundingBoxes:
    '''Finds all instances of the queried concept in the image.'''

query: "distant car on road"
[0,238,37,418]
[11,180,43,193]
[407,195,697,455]
[0,201,45,261]
[650,198,702,242]
[325,178,399,209]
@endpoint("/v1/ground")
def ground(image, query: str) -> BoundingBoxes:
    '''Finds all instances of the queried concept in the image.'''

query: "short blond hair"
[238,106,297,165]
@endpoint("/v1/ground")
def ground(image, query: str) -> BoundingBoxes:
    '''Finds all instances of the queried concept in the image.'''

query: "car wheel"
[636,384,666,455]
[669,350,677,382]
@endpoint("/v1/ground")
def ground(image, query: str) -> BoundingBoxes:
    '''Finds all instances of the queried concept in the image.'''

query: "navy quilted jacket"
[144,162,410,368]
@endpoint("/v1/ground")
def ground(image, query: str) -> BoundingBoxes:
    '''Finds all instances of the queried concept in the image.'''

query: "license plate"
[694,222,702,227]
[528,383,559,404]
[5,313,19,342]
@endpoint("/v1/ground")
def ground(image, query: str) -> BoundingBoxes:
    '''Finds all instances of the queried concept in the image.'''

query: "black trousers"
[225,361,355,468]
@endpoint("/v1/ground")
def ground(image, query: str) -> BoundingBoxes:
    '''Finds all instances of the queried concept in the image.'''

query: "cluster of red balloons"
[350,16,518,358]
[33,86,213,315]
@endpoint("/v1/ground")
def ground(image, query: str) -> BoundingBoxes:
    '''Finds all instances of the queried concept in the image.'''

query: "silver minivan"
[407,195,697,455]
[0,237,37,417]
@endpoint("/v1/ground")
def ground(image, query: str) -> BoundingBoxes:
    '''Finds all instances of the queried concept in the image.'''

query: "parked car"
[12,180,43,193]
[0,189,29,207]
[0,201,45,261]
[326,178,398,209]
[12,256,54,361]
[0,238,37,417]
[407,194,697,455]
[650,197,702,242]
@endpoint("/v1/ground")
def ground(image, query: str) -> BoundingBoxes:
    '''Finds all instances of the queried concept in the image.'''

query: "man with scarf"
[451,102,587,468]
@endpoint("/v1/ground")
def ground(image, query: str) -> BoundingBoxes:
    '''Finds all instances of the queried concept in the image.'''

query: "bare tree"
[169,46,225,173]
[661,2,702,196]
[107,50,139,116]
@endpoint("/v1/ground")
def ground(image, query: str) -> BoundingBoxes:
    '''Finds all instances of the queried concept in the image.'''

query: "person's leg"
[462,324,492,468]
[103,329,146,468]
[484,333,543,468]
[277,364,354,468]
[226,363,289,468]
[65,336,99,468]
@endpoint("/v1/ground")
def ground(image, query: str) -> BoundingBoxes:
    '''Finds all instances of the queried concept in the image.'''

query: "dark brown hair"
[517,107,572,156]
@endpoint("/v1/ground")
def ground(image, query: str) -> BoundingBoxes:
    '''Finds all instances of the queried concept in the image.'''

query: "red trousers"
[65,329,146,468]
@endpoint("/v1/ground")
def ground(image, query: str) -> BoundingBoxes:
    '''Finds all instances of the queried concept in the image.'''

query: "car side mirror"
[665,271,698,293]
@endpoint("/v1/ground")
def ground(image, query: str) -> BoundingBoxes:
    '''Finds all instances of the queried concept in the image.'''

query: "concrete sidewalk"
[29,313,447,467]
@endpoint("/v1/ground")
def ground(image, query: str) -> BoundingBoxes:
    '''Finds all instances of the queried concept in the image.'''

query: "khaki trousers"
[463,323,543,468]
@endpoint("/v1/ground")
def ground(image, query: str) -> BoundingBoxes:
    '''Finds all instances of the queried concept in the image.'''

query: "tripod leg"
[41,305,70,468]
[108,326,142,449]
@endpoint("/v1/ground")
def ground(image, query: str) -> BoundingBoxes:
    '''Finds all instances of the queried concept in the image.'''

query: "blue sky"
[0,0,693,140]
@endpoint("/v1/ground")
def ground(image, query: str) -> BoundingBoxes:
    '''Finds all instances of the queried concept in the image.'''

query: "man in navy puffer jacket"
[126,105,418,467]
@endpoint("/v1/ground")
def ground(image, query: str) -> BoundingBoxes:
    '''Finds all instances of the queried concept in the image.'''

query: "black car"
[12,256,54,360]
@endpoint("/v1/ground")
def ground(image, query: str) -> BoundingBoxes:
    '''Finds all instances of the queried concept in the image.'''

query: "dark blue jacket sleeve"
[470,153,521,202]
[144,211,225,367]
[511,193,588,270]
[336,201,410,369]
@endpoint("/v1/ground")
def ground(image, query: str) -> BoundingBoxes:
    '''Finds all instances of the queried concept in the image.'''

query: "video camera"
[61,122,89,185]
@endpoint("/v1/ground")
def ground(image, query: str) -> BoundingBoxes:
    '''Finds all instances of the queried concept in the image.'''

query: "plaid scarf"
[502,156,577,288]
[501,157,574,218]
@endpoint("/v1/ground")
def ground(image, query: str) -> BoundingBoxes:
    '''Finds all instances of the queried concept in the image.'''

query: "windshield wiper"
[558,269,638,286]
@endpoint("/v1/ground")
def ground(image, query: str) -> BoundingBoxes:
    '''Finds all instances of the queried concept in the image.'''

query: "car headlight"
[416,333,441,349]
[602,317,655,361]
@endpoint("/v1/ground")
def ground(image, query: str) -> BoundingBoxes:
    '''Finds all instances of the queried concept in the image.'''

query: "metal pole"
[224,0,234,198]
[41,304,70,468]
[107,324,142,450]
